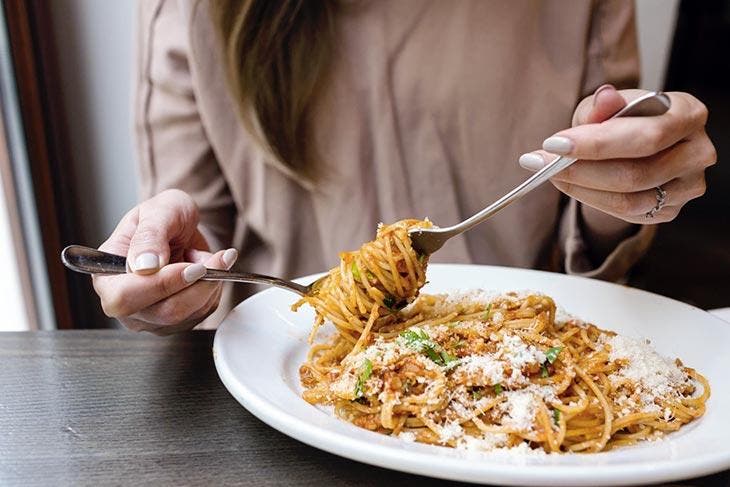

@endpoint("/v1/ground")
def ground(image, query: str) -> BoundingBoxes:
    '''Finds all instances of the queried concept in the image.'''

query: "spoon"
[408,91,672,255]
[61,245,325,296]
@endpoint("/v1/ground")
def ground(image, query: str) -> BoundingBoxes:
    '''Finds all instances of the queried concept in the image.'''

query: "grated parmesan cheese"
[605,335,689,412]
[500,391,538,431]
[457,432,509,451]
[456,435,547,457]
[454,355,504,386]
[319,288,704,456]
[497,335,547,372]
[398,431,416,442]
[438,421,464,443]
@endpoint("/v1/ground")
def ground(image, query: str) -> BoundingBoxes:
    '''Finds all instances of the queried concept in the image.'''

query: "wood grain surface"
[0,331,727,486]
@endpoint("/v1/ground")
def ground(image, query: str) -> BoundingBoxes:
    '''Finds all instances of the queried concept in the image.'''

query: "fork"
[61,245,326,296]
[408,91,672,255]
[63,94,670,287]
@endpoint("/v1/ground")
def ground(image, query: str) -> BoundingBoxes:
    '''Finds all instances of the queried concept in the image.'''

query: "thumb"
[127,191,200,274]
[573,84,627,125]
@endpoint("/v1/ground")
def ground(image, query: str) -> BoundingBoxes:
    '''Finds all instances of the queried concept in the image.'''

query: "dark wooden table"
[1,331,727,486]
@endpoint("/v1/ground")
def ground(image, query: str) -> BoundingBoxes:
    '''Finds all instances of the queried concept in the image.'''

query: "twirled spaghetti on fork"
[294,220,709,453]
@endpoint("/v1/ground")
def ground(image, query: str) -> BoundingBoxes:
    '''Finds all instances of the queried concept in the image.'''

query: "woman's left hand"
[519,85,716,224]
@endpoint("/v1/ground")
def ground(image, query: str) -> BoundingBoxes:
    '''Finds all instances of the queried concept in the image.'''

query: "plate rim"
[213,263,730,486]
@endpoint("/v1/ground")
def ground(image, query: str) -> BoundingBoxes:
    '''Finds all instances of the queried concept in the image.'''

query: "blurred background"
[0,0,727,331]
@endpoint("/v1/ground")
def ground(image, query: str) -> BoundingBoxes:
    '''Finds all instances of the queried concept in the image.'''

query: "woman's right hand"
[92,189,238,335]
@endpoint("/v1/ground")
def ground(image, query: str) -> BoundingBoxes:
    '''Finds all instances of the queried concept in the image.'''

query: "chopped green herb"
[353,358,373,398]
[483,303,493,321]
[418,253,427,264]
[494,383,503,395]
[553,408,561,426]
[545,346,563,364]
[400,329,435,357]
[351,262,361,280]
[541,363,549,378]
[400,329,457,367]
[440,350,457,365]
[471,389,483,400]
[366,270,376,281]
[400,329,429,348]
[424,347,442,364]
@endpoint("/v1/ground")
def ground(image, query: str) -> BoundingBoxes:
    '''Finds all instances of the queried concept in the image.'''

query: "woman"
[93,0,716,335]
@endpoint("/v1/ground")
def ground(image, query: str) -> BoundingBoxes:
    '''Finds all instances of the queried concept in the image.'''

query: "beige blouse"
[134,0,654,327]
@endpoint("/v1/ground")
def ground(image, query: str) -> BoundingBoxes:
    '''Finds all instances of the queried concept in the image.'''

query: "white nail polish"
[543,136,574,155]
[183,263,207,283]
[518,153,545,171]
[134,253,159,272]
[222,248,238,269]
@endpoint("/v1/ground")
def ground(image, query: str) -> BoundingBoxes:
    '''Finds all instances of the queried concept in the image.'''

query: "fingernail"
[518,153,546,171]
[593,84,615,106]
[133,253,159,272]
[183,263,207,283]
[222,248,238,269]
[543,136,574,155]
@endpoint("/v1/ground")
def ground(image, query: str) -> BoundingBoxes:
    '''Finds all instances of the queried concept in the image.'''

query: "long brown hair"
[210,0,336,176]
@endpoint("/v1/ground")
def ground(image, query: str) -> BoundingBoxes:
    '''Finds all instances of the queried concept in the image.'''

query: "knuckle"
[185,303,217,329]
[159,189,199,221]
[588,134,606,159]
[691,175,707,199]
[118,207,139,228]
[155,298,190,326]
[100,290,129,318]
[130,227,162,247]
[150,326,177,337]
[616,164,645,191]
[159,188,192,203]
[121,319,147,333]
[144,324,165,335]
[611,193,635,215]
[138,190,200,239]
[662,207,680,222]
[704,142,718,167]
[199,291,222,318]
[194,305,216,324]
[165,318,200,335]
[643,126,665,152]
[692,100,709,127]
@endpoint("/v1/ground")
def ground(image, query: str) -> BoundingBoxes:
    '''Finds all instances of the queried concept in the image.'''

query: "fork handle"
[61,245,310,296]
[443,91,671,236]
[201,268,309,295]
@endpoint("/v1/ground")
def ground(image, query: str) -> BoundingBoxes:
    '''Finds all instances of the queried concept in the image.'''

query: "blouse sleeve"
[558,0,656,281]
[134,0,235,251]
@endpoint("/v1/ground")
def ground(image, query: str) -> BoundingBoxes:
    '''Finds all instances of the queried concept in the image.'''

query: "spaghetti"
[293,219,431,352]
[295,222,709,453]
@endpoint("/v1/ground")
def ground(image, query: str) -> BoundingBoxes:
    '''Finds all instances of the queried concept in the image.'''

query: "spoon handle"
[61,245,310,296]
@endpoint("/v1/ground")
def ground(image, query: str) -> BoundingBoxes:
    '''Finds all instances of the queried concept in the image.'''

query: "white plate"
[213,264,730,486]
